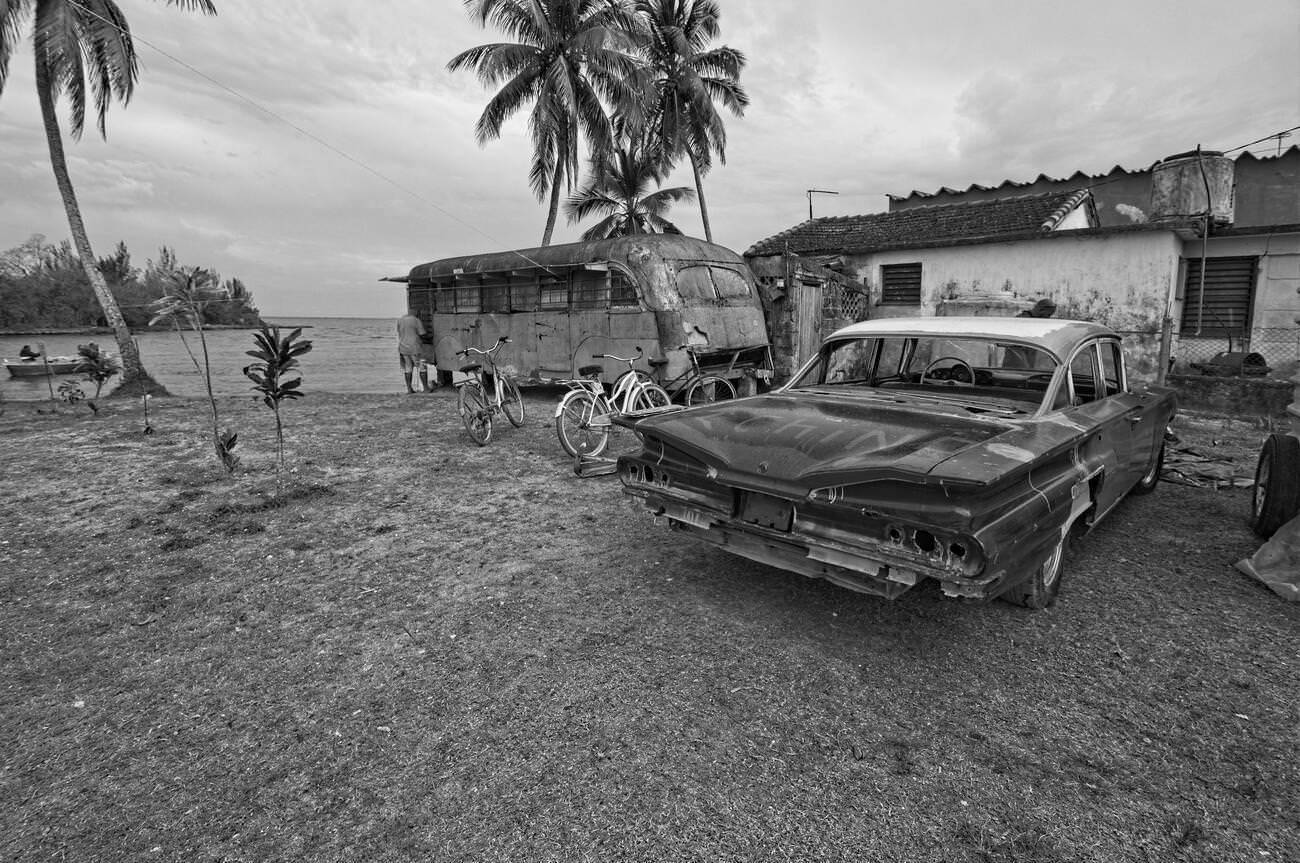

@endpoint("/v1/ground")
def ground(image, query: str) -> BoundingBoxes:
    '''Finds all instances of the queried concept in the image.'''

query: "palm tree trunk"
[35,59,159,393]
[541,160,565,247]
[688,151,713,243]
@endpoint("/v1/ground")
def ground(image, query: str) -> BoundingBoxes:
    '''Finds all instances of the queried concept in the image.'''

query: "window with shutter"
[1180,256,1257,335]
[880,263,922,305]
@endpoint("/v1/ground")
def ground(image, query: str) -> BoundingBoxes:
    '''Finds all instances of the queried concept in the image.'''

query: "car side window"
[1098,340,1125,396]
[824,339,877,383]
[1069,346,1099,405]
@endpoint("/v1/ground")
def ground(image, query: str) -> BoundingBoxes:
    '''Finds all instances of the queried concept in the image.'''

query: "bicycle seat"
[648,357,668,368]
[578,364,603,377]
[459,363,482,374]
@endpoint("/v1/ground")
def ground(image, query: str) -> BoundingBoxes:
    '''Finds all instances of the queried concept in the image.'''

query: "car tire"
[1250,433,1300,539]
[1130,439,1166,495]
[1005,530,1069,610]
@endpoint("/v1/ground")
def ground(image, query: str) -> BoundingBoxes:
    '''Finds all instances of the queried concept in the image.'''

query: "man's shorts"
[399,352,420,372]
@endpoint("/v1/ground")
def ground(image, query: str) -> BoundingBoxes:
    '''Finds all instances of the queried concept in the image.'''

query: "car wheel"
[1250,433,1300,539]
[1005,531,1068,610]
[1130,439,1166,495]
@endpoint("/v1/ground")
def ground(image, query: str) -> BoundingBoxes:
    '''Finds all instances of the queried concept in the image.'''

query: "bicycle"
[554,347,672,457]
[455,336,525,446]
[655,345,739,406]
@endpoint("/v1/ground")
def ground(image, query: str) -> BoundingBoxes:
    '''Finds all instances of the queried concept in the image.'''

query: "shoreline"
[0,323,286,337]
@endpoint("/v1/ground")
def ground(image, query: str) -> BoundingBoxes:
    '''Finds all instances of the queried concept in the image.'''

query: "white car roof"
[826,316,1115,360]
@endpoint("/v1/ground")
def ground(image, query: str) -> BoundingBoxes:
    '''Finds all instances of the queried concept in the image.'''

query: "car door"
[1097,338,1161,486]
[1062,340,1135,518]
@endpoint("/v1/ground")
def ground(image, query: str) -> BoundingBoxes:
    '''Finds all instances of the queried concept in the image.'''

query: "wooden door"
[794,278,825,368]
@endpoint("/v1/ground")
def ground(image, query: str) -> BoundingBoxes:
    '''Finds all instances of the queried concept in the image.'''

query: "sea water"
[0,317,406,401]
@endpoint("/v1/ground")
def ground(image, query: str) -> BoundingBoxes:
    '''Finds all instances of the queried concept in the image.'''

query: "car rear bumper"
[641,493,1005,601]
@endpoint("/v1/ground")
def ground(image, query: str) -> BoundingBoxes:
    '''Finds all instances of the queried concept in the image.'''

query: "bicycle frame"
[553,349,673,458]
[455,336,524,445]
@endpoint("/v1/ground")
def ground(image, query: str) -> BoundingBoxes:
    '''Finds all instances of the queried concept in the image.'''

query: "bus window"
[711,266,751,298]
[482,277,509,313]
[571,270,608,309]
[676,265,715,300]
[540,277,567,309]
[410,285,436,315]
[454,285,481,313]
[511,279,539,311]
[611,272,637,306]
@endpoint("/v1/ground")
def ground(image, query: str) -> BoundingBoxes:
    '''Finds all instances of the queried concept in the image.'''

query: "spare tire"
[1250,433,1300,538]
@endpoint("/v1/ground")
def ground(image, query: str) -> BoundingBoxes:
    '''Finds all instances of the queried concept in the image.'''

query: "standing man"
[397,307,429,393]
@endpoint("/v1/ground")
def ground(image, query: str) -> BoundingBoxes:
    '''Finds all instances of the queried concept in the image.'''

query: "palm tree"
[448,0,644,246]
[564,136,695,240]
[634,0,748,243]
[0,0,217,394]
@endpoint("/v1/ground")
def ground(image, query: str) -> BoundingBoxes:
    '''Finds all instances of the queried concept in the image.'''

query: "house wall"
[837,231,1182,377]
[1175,231,1300,377]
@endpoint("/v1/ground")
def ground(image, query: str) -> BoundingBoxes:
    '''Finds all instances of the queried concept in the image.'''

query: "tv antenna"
[807,188,839,220]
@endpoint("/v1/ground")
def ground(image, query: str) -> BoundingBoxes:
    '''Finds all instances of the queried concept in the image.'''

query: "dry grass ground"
[1,390,1296,862]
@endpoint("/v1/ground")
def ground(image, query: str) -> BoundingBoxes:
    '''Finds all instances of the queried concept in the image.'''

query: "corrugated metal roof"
[890,144,1299,205]
[744,189,1094,258]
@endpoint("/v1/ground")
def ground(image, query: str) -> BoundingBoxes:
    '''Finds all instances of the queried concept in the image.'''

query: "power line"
[1223,125,1299,155]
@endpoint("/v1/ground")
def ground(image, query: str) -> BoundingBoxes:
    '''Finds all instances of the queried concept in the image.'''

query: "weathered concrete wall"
[1169,373,1295,418]
[838,231,1180,378]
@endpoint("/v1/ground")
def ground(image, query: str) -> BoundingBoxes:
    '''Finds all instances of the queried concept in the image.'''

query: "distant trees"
[0,0,220,391]
[0,234,261,331]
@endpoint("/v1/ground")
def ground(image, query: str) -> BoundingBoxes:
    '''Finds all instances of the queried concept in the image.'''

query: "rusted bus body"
[396,235,771,389]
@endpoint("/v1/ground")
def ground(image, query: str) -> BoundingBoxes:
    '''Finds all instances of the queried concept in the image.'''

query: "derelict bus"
[390,234,772,393]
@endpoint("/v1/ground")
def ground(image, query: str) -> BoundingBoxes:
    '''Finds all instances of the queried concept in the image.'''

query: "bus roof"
[400,234,749,284]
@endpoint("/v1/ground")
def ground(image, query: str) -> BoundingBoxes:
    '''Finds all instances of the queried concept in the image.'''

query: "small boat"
[3,356,87,378]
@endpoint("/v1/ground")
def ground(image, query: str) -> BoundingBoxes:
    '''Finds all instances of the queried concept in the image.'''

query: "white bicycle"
[554,348,672,457]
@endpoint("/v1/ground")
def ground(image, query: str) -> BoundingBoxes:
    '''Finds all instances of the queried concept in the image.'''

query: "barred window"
[571,270,608,309]
[880,263,922,305]
[511,280,540,311]
[540,277,567,309]
[481,276,510,313]
[453,285,481,313]
[611,272,638,306]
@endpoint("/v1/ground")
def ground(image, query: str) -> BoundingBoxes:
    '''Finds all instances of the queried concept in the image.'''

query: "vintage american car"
[616,316,1178,608]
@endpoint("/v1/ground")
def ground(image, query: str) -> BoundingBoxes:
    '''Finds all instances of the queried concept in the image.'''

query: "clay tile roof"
[744,189,1094,258]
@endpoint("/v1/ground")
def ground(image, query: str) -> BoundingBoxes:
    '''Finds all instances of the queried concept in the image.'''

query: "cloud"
[0,0,1296,316]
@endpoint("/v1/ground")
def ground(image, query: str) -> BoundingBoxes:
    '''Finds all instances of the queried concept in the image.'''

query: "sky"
[1,0,1296,318]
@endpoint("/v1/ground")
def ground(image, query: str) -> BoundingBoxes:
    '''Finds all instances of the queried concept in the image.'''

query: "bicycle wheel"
[501,377,525,427]
[555,391,609,457]
[457,382,493,446]
[684,375,736,407]
[633,383,672,411]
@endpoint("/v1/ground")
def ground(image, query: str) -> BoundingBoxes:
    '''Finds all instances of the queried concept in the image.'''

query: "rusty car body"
[615,316,1178,608]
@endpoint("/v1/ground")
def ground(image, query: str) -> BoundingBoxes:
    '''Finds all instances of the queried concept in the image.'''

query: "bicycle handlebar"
[456,336,510,358]
[592,346,643,364]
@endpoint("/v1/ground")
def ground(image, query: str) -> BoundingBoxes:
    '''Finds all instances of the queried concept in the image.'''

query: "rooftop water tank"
[1150,150,1235,224]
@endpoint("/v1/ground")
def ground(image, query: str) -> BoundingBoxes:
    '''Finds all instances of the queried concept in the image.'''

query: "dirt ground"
[0,388,1296,862]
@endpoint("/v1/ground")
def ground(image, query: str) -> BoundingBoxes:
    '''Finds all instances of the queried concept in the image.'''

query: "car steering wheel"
[920,356,976,386]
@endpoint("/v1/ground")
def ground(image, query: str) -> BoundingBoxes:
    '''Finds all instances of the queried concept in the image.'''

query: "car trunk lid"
[633,392,1026,494]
